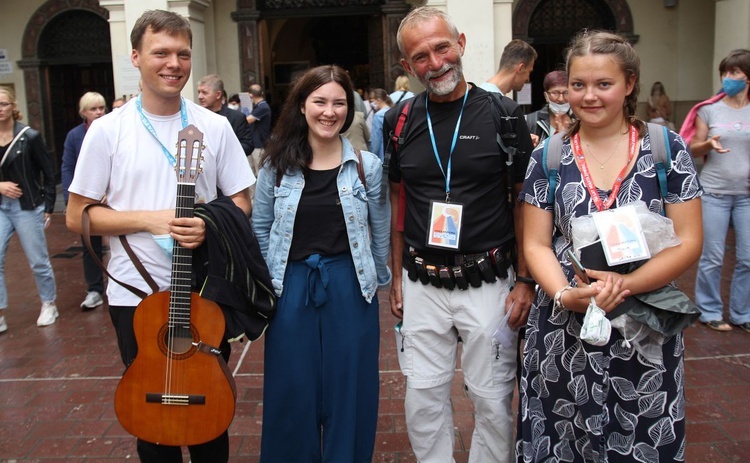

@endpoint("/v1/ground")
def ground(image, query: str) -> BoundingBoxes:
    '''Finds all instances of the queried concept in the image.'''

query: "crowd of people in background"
[0,5,748,463]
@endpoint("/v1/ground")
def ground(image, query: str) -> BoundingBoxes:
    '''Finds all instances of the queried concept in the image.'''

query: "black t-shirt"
[288,166,350,261]
[387,85,532,255]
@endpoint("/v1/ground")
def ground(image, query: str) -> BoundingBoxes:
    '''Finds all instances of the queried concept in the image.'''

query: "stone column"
[232,1,262,90]
[382,0,411,91]
[14,61,44,133]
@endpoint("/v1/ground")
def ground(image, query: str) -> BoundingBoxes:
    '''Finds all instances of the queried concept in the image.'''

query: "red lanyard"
[571,125,638,211]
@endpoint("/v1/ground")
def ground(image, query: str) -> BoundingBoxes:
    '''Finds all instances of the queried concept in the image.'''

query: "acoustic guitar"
[114,125,236,446]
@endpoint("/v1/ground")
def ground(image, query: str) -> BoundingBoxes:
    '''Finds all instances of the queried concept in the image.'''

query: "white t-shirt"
[69,98,255,306]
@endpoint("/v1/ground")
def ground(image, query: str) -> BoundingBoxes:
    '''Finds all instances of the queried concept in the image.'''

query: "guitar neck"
[170,182,196,328]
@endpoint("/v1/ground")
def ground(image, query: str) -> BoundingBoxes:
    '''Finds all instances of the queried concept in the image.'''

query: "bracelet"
[515,275,536,286]
[553,285,573,310]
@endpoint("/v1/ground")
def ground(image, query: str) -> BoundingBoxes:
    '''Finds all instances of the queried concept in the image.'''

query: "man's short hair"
[499,39,537,71]
[130,10,192,51]
[397,7,459,58]
[197,74,225,99]
[249,84,264,98]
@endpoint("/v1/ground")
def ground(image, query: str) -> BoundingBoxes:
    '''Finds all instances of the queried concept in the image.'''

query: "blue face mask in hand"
[153,234,175,260]
[722,77,748,97]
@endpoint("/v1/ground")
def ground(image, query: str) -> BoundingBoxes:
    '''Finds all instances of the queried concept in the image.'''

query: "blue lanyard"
[425,90,469,202]
[135,95,189,167]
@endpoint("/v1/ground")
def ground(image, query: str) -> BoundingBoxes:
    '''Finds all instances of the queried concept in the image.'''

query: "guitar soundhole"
[157,323,199,359]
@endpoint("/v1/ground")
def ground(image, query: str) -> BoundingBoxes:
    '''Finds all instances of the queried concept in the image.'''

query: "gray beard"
[422,63,463,96]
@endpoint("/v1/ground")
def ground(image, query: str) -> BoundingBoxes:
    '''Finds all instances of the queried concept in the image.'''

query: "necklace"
[584,131,627,169]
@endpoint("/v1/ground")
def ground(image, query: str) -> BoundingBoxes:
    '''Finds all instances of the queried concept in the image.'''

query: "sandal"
[705,320,732,332]
[732,322,750,334]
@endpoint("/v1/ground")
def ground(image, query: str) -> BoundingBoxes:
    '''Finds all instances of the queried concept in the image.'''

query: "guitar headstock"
[175,124,204,184]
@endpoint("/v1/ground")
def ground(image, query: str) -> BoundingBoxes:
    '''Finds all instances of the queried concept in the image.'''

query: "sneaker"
[37,301,58,327]
[80,291,104,311]
[0,315,7,333]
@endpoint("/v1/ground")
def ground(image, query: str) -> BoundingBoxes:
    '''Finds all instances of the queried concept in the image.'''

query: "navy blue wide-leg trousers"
[261,254,380,463]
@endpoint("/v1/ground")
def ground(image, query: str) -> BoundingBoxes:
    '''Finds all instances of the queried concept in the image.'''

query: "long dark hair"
[261,65,355,176]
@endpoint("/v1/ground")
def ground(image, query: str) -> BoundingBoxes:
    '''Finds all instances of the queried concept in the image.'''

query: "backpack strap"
[386,98,414,233]
[390,99,412,152]
[487,92,521,206]
[646,122,671,201]
[542,132,565,204]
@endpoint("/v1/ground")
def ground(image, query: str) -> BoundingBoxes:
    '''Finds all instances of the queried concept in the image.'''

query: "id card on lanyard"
[572,126,649,265]
[425,91,468,251]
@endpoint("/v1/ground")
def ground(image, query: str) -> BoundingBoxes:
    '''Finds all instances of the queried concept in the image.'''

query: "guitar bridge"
[146,393,206,405]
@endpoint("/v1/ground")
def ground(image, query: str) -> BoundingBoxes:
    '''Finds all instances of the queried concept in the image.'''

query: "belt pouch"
[452,265,469,290]
[404,255,418,282]
[476,257,497,283]
[415,257,430,285]
[464,261,482,288]
[490,247,510,279]
[439,266,455,290]
[425,264,442,288]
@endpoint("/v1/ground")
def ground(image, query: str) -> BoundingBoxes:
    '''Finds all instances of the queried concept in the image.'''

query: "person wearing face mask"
[681,49,750,333]
[227,93,250,117]
[525,70,574,147]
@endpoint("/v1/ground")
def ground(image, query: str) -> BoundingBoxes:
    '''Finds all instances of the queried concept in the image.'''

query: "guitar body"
[114,291,236,446]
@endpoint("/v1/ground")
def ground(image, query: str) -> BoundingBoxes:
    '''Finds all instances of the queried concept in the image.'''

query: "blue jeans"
[0,198,56,308]
[695,193,750,324]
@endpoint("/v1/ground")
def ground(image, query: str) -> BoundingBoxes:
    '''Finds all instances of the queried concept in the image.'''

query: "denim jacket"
[251,136,391,303]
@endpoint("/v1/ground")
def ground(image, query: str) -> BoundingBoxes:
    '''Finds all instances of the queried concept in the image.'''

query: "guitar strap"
[82,202,160,299]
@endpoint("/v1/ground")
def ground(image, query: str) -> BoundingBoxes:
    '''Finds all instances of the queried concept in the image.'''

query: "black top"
[288,166,350,261]
[387,86,532,255]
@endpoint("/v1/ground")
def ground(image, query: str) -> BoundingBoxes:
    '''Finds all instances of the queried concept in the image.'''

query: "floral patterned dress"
[516,129,702,462]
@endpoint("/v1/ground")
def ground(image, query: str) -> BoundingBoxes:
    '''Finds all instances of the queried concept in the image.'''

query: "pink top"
[679,92,725,144]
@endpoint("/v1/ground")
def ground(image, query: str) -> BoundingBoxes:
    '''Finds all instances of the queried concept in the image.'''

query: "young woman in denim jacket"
[252,65,391,462]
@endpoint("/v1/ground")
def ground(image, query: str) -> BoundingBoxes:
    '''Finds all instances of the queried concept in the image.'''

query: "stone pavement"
[0,211,748,462]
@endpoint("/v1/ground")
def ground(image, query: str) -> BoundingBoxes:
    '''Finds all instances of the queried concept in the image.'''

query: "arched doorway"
[19,1,111,176]
[267,15,371,114]
[513,0,637,110]
[233,0,409,113]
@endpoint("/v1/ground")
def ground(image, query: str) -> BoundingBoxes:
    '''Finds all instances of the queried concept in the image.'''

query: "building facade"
[0,0,747,171]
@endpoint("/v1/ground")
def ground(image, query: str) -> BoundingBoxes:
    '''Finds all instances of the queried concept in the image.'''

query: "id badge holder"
[591,205,650,266]
[426,200,463,250]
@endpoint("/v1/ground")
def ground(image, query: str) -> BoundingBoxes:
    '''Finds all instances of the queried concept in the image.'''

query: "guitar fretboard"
[169,182,196,335]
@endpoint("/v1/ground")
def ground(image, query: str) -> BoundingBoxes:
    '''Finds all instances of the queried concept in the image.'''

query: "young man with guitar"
[66,10,253,463]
